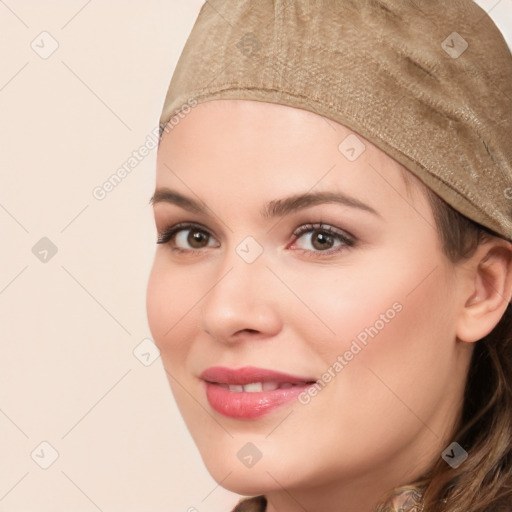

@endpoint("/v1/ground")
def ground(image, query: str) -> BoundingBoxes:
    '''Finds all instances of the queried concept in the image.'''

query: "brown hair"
[377,167,512,511]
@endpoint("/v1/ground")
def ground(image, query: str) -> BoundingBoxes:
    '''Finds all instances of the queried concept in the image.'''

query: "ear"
[456,237,512,343]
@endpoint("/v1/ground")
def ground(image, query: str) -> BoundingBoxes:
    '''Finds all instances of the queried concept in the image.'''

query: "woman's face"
[146,99,473,509]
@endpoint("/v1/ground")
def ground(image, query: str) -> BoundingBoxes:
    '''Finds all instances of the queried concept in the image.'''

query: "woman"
[146,1,512,511]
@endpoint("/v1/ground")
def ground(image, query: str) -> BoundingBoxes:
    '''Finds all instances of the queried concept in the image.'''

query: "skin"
[146,99,512,512]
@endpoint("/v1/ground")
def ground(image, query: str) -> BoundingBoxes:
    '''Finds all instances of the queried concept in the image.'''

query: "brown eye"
[187,229,210,248]
[156,222,218,251]
[291,223,355,255]
[310,231,335,250]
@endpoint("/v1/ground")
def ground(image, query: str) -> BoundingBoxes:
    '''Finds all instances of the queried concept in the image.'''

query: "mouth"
[213,381,315,392]
[200,365,317,385]
[199,366,318,419]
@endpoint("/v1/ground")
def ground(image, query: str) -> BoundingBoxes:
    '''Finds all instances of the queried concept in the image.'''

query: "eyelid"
[288,222,355,255]
[156,221,219,246]
[291,222,354,243]
[156,220,356,256]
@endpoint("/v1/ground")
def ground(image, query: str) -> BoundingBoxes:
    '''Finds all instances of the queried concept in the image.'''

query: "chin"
[199,449,278,495]
[209,469,274,496]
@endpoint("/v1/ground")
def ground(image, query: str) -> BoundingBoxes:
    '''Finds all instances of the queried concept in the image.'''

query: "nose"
[198,249,282,344]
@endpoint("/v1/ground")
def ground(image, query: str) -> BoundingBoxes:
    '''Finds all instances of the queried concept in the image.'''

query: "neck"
[263,465,428,512]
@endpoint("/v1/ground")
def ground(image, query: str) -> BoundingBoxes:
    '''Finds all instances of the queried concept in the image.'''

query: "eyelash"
[156,221,356,257]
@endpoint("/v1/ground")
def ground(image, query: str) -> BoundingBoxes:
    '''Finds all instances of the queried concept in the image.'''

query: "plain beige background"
[1,1,511,511]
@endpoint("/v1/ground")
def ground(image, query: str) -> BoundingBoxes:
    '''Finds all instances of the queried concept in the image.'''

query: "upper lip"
[200,366,317,385]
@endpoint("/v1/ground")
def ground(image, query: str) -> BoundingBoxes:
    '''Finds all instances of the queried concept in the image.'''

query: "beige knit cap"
[159,0,512,242]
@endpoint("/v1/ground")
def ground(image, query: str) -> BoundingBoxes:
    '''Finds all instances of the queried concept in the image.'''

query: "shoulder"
[230,495,267,512]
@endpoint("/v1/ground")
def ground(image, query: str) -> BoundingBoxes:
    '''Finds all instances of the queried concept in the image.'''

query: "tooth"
[243,382,263,392]
[262,381,280,391]
[223,382,297,392]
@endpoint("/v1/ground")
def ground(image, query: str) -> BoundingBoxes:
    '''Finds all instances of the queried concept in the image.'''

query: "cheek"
[292,244,452,356]
[146,255,197,357]
[146,258,170,342]
[278,254,408,360]
[273,255,456,474]
[146,258,216,454]
[288,247,455,415]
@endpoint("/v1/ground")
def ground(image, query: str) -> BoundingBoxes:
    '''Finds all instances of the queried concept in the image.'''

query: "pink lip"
[200,366,317,419]
[200,366,316,385]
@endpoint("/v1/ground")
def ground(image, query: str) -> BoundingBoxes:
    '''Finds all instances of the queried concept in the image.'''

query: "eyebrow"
[149,187,382,219]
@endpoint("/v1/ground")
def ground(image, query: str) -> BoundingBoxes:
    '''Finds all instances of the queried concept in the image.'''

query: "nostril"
[234,329,259,336]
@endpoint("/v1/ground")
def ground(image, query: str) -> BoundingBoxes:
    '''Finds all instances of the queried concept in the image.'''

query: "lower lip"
[203,381,314,419]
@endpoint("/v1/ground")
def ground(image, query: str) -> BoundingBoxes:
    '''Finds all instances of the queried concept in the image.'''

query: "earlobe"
[456,239,512,343]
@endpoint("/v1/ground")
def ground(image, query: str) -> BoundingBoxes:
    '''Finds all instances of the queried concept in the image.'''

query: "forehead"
[157,99,429,215]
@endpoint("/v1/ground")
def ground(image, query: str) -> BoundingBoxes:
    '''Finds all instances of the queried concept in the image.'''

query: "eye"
[290,223,355,255]
[156,221,355,256]
[156,222,218,252]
